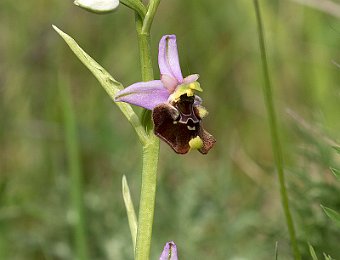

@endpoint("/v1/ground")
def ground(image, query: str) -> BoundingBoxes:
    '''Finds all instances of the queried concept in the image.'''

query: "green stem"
[252,1,301,259]
[135,137,159,260]
[137,32,154,81]
[134,2,160,259]
[59,74,88,260]
[120,0,147,19]
[142,0,161,34]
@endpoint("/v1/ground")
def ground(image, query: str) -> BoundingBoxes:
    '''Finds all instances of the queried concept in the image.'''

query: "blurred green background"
[1,0,340,259]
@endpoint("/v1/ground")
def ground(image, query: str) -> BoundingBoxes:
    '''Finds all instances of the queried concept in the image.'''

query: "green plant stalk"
[142,0,161,34]
[59,74,88,260]
[135,137,159,260]
[121,0,147,19]
[134,1,161,259]
[137,32,154,82]
[252,1,301,259]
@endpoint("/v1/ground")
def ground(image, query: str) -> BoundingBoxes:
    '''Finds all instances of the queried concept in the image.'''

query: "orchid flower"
[114,35,215,154]
[159,241,178,260]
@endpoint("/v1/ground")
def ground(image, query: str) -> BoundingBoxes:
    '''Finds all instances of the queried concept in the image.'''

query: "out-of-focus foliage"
[0,0,339,259]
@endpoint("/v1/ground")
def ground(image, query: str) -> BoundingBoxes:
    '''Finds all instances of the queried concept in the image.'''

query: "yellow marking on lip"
[189,136,203,150]
[197,106,208,119]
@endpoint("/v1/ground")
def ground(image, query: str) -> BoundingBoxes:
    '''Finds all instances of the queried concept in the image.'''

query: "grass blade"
[321,205,340,227]
[253,1,301,259]
[330,167,340,181]
[308,243,319,260]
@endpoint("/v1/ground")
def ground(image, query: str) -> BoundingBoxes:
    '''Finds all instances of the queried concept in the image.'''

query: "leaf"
[309,244,335,260]
[320,205,340,227]
[53,25,148,144]
[330,167,340,181]
[122,175,138,252]
[52,25,123,99]
[323,253,334,260]
[308,244,319,260]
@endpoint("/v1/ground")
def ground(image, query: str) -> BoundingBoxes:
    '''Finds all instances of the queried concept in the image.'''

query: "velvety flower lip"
[152,96,215,154]
[114,34,216,154]
[159,241,178,260]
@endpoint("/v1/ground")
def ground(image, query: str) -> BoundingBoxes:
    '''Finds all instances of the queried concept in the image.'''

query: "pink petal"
[158,35,184,83]
[183,74,199,84]
[161,74,178,93]
[114,80,169,110]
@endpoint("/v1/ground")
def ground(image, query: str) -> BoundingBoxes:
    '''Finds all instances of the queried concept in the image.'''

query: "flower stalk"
[134,1,160,259]
[137,32,154,81]
[142,0,161,34]
[121,0,147,19]
[135,137,159,260]
[252,1,301,259]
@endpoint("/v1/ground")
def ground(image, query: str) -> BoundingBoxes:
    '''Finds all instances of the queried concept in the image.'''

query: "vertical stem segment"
[135,137,159,260]
[134,6,160,259]
[252,1,301,259]
[137,32,154,81]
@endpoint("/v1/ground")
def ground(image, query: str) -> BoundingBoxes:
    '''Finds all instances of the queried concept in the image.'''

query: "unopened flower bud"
[159,241,178,260]
[74,0,119,13]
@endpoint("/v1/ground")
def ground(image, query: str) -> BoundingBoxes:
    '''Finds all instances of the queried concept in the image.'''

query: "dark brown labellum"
[152,94,215,154]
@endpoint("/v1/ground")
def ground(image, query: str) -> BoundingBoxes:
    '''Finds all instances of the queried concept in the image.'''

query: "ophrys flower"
[114,35,215,154]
